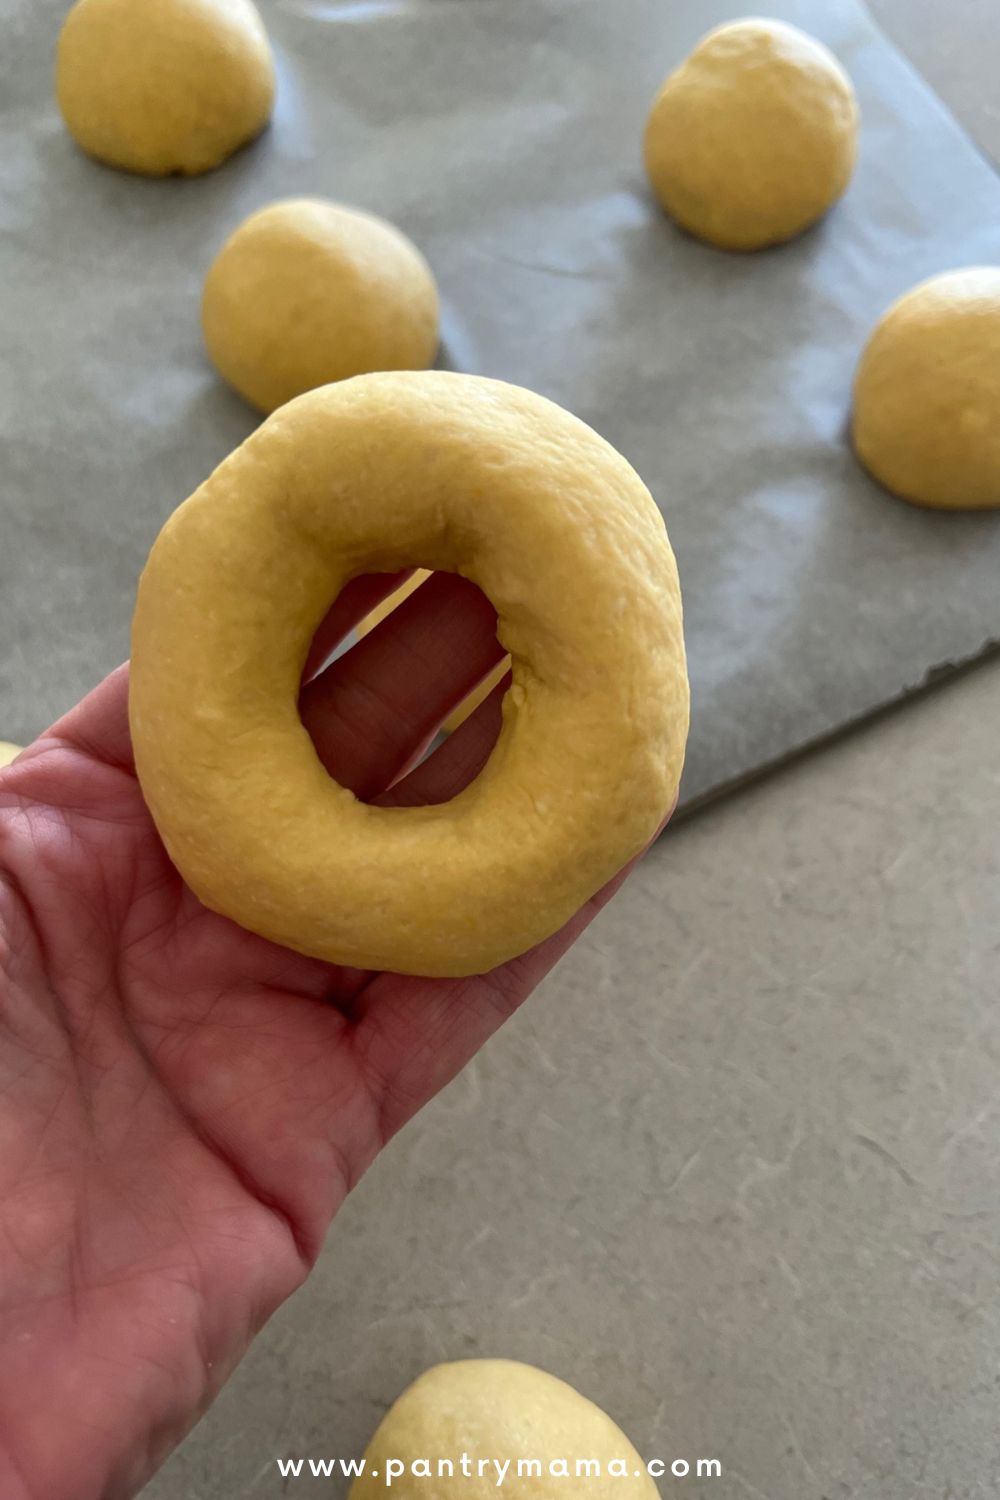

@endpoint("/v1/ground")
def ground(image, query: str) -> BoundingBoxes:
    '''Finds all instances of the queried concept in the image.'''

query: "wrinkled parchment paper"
[3,0,1000,807]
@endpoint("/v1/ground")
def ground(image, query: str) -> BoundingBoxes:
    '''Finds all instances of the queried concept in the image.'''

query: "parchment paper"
[3,0,1000,807]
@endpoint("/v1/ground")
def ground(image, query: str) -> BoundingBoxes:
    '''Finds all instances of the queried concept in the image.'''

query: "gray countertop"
[141,4,1000,1497]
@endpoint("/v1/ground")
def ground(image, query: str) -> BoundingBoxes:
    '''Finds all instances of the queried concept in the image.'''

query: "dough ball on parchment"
[853,267,1000,510]
[644,18,858,251]
[56,0,275,177]
[201,198,440,414]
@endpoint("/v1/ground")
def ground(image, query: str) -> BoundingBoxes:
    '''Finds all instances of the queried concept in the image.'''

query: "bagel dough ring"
[349,1360,659,1500]
[129,372,688,978]
[644,18,858,251]
[56,0,275,178]
[0,743,22,769]
[202,199,440,414]
[356,570,510,734]
[852,267,1000,509]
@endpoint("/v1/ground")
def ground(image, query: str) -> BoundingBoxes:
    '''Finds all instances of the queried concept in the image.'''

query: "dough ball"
[55,0,275,177]
[202,198,440,414]
[357,571,508,733]
[852,267,1000,510]
[350,1360,658,1500]
[0,742,21,768]
[644,18,858,251]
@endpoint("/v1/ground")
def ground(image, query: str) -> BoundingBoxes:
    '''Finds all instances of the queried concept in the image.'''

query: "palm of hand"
[0,574,645,1500]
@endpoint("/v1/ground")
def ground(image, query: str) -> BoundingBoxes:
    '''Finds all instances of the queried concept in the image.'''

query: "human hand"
[0,572,664,1500]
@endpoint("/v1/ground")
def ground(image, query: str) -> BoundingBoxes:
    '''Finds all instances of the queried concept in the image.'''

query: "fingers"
[43,662,134,771]
[350,839,659,1144]
[355,570,429,639]
[299,571,506,801]
[376,670,509,808]
[301,570,415,683]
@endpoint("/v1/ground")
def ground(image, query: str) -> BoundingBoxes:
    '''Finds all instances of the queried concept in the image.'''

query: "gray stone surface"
[869,0,1000,168]
[147,647,1000,1500]
[137,0,1000,1495]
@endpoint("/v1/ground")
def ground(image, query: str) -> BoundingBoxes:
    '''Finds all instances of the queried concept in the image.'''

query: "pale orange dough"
[350,1361,660,1500]
[644,18,858,251]
[130,372,688,977]
[202,199,439,414]
[853,267,1000,509]
[56,0,275,177]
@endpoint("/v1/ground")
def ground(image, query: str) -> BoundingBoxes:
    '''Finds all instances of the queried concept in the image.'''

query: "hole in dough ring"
[355,569,510,734]
[129,372,689,977]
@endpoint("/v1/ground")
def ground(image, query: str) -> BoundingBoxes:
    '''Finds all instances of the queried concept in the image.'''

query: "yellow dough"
[357,570,510,734]
[55,0,275,178]
[130,372,688,977]
[201,198,440,414]
[0,743,21,768]
[644,18,858,251]
[350,1360,659,1500]
[852,267,1000,510]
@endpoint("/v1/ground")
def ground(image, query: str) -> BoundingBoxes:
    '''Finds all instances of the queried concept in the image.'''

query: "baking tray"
[3,0,1000,807]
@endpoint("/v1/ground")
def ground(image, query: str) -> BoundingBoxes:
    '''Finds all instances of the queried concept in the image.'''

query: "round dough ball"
[357,570,509,733]
[55,0,275,177]
[202,198,440,414]
[0,742,22,768]
[349,1361,659,1500]
[644,18,859,251]
[853,267,1000,510]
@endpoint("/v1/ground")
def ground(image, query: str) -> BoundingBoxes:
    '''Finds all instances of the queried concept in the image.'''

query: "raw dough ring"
[129,372,688,977]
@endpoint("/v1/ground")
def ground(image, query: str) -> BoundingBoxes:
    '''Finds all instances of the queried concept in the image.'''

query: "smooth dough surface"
[202,198,440,414]
[56,0,275,178]
[0,743,21,769]
[644,18,858,251]
[853,267,1000,510]
[129,372,688,978]
[349,1360,659,1500]
[357,570,509,733]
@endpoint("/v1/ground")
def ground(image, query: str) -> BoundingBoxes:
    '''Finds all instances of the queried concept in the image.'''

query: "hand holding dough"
[350,1360,659,1500]
[644,18,858,251]
[202,198,440,414]
[853,267,1000,510]
[56,0,275,177]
